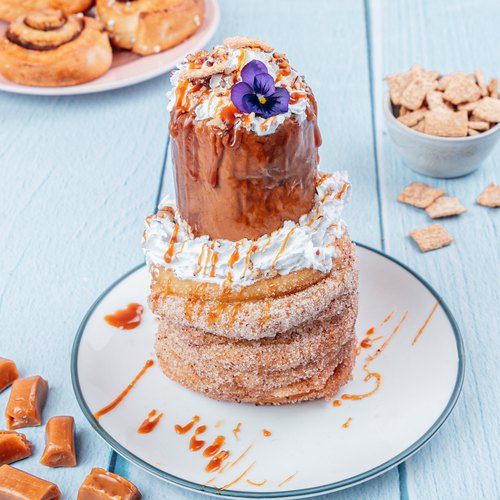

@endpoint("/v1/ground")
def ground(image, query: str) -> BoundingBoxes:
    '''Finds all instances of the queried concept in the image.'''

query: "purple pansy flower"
[231,60,290,118]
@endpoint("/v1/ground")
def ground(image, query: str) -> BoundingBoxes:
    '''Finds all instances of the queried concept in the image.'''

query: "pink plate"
[0,0,219,96]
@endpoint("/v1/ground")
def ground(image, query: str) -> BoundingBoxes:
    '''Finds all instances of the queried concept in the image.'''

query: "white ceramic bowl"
[383,94,500,178]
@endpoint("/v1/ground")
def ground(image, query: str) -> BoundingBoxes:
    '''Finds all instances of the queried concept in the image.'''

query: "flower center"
[258,95,267,105]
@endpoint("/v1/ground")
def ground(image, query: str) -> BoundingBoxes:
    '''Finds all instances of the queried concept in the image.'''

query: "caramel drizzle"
[189,425,206,451]
[262,429,271,437]
[194,245,206,275]
[334,182,349,200]
[94,360,154,421]
[246,479,268,487]
[232,422,241,441]
[332,399,342,407]
[164,223,179,263]
[206,450,230,473]
[210,250,219,278]
[202,241,215,276]
[228,243,240,268]
[260,234,273,252]
[380,309,396,327]
[341,310,409,402]
[342,417,352,428]
[229,444,252,469]
[412,301,439,345]
[219,461,256,490]
[271,228,296,268]
[203,436,225,457]
[174,415,200,435]
[137,409,163,434]
[277,471,298,488]
[215,420,224,428]
[316,173,331,186]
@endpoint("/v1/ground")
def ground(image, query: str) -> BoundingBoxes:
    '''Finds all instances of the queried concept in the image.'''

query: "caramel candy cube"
[0,431,32,466]
[0,359,19,393]
[0,464,61,499]
[77,468,141,499]
[40,416,77,467]
[5,376,48,430]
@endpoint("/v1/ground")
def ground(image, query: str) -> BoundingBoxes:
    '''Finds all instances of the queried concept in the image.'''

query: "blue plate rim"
[71,242,465,498]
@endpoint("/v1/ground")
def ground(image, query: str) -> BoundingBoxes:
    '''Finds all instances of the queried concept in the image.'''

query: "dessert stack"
[143,37,358,404]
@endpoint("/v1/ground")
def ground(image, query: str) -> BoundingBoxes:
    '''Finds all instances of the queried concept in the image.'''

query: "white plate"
[0,0,219,96]
[72,244,464,498]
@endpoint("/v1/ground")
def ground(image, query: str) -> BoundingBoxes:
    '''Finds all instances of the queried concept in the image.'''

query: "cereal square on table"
[425,197,467,218]
[410,224,453,252]
[477,183,500,207]
[397,182,445,208]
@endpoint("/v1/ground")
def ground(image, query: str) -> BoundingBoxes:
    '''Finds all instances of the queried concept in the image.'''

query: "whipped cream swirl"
[167,46,311,136]
[142,171,350,288]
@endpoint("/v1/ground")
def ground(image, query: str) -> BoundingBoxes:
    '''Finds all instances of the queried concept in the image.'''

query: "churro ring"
[149,233,357,340]
[157,338,356,405]
[158,298,358,374]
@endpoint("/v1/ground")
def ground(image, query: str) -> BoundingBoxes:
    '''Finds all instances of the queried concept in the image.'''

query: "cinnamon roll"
[95,0,204,55]
[0,9,113,87]
[0,0,94,22]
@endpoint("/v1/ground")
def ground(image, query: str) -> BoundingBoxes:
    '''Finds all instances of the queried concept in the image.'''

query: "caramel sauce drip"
[342,417,352,428]
[277,471,298,488]
[342,371,382,401]
[228,244,240,268]
[207,303,228,326]
[94,360,153,420]
[209,250,219,278]
[360,338,373,349]
[164,223,179,263]
[220,104,238,127]
[380,309,396,327]
[205,450,230,473]
[104,303,144,330]
[366,327,376,335]
[290,91,307,105]
[271,228,296,268]
[203,436,225,457]
[229,444,252,470]
[262,429,271,437]
[316,173,331,186]
[232,422,241,440]
[137,409,163,434]
[412,301,439,345]
[220,462,256,490]
[332,399,342,407]
[227,303,242,328]
[189,425,206,451]
[246,479,268,487]
[174,415,200,435]
[334,182,349,200]
[176,80,190,112]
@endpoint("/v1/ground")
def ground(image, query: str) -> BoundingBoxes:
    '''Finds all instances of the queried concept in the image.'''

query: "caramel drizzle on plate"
[342,417,352,428]
[189,425,206,451]
[93,359,154,420]
[219,461,256,490]
[104,303,144,330]
[137,409,163,434]
[232,422,241,441]
[174,415,200,435]
[246,479,268,487]
[277,471,298,488]
[412,300,439,345]
[206,450,230,473]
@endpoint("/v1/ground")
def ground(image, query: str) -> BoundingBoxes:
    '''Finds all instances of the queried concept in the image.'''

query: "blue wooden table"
[1,0,498,498]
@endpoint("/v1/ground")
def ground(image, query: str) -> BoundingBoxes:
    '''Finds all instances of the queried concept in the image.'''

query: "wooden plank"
[117,0,400,498]
[376,0,500,499]
[0,76,170,496]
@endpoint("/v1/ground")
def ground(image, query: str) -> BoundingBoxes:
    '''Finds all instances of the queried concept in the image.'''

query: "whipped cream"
[142,171,350,288]
[167,46,311,136]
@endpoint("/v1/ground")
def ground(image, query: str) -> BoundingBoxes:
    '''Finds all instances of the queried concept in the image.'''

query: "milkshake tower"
[143,37,358,404]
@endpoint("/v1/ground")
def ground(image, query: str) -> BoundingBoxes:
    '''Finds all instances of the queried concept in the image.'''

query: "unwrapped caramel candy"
[0,464,61,499]
[0,431,32,466]
[40,416,77,467]
[78,468,141,499]
[5,376,48,430]
[0,359,19,393]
